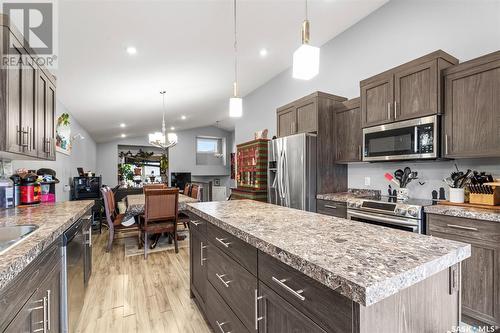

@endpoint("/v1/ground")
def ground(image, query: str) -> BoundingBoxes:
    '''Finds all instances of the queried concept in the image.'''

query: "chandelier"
[149,91,178,150]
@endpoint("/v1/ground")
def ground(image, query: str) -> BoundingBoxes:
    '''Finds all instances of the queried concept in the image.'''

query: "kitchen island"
[187,200,471,333]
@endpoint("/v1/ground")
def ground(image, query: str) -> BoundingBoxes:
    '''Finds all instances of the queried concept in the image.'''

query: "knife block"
[469,184,500,206]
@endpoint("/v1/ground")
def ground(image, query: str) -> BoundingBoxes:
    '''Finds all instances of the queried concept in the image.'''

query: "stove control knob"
[407,207,419,217]
[395,207,407,216]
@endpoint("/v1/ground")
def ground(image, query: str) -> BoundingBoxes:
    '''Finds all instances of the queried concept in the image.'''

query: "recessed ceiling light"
[120,123,126,128]
[121,134,126,138]
[181,115,186,120]
[259,48,268,57]
[170,126,175,131]
[126,46,137,55]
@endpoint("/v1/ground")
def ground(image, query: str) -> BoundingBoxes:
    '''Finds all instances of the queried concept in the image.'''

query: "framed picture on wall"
[56,113,72,155]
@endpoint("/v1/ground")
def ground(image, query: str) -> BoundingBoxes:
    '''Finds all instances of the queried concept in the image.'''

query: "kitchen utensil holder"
[469,183,500,206]
[449,187,465,204]
[397,188,409,201]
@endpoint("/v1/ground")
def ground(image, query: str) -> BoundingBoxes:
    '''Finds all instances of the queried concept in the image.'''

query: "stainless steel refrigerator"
[267,133,316,211]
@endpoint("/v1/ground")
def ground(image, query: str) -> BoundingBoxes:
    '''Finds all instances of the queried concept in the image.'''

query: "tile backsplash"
[348,158,500,200]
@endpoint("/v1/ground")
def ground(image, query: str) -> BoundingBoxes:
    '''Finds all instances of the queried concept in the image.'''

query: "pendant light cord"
[233,0,238,97]
[305,0,308,20]
[160,91,166,134]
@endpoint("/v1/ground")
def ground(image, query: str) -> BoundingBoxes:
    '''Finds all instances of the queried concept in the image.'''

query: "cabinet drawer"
[258,251,353,333]
[207,223,257,275]
[316,200,347,219]
[0,238,61,331]
[427,214,500,243]
[187,212,208,235]
[206,281,249,333]
[208,245,257,332]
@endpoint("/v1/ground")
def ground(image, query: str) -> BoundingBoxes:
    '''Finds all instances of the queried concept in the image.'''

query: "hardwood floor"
[75,231,211,333]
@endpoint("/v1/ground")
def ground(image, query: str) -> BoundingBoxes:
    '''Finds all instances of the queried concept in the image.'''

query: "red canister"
[20,173,41,205]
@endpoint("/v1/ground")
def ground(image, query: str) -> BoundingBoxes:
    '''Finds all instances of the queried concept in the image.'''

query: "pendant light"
[229,0,243,117]
[292,0,320,80]
[149,91,178,150]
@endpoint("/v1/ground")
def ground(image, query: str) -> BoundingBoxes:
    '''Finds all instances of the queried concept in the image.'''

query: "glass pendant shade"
[229,96,243,118]
[293,43,320,80]
[167,132,178,144]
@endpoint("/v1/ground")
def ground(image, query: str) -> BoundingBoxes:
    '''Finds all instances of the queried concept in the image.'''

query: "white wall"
[235,0,500,200]
[10,101,97,202]
[96,126,233,187]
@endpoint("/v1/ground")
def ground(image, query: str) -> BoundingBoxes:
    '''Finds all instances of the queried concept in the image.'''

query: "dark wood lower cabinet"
[428,214,500,327]
[206,281,249,333]
[1,239,62,332]
[190,229,207,304]
[258,283,326,333]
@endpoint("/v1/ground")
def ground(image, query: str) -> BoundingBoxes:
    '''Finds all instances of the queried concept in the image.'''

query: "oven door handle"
[347,210,419,232]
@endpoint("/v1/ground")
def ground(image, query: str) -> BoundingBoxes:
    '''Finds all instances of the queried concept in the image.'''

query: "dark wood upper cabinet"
[335,98,362,163]
[37,70,56,160]
[361,50,458,128]
[22,56,38,157]
[361,75,393,127]
[277,92,348,194]
[296,98,317,133]
[276,92,346,137]
[0,16,57,160]
[443,51,500,158]
[277,105,297,137]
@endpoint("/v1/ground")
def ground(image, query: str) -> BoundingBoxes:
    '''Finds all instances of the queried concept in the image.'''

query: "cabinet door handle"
[200,241,207,266]
[358,145,362,160]
[446,224,478,231]
[271,276,305,301]
[394,101,397,119]
[387,102,391,120]
[254,289,264,330]
[216,273,232,288]
[215,321,229,333]
[46,290,51,331]
[215,237,231,248]
[32,296,48,333]
[191,220,202,226]
[324,204,337,209]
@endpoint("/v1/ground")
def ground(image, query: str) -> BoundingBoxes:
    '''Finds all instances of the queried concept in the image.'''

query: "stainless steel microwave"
[362,115,438,161]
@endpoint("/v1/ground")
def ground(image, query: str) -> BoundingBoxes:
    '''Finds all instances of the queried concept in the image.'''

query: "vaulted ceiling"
[56,0,387,142]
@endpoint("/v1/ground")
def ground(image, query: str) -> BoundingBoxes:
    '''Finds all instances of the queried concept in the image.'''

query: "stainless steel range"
[346,196,431,234]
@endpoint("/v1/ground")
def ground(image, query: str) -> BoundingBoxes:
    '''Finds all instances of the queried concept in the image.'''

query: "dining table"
[122,193,198,225]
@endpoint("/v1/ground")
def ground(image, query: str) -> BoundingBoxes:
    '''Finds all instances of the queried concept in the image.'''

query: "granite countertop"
[187,200,470,306]
[0,201,93,292]
[425,204,500,223]
[317,189,381,202]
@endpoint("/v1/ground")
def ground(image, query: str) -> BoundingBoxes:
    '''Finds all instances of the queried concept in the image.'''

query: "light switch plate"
[364,177,371,186]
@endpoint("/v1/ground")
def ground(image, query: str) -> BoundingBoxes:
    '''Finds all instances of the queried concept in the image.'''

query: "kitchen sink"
[0,225,39,255]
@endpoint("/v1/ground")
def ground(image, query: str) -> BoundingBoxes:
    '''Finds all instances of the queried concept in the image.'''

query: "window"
[196,137,220,154]
[196,136,226,166]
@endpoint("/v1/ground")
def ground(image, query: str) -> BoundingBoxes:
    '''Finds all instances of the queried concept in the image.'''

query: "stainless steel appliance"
[267,133,316,211]
[346,197,430,233]
[363,115,438,161]
[61,213,92,333]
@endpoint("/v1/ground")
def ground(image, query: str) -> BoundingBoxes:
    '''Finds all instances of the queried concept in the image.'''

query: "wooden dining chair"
[143,184,166,190]
[183,183,191,196]
[190,184,200,200]
[139,188,179,259]
[101,187,135,252]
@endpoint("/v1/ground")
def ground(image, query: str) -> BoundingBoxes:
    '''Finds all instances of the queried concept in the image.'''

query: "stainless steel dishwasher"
[61,218,85,333]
